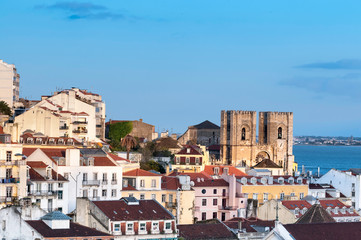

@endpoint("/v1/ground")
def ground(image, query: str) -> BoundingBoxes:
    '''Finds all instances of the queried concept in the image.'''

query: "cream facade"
[0,134,27,207]
[0,59,20,108]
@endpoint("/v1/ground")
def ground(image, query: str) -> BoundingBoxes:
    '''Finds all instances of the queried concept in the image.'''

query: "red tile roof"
[178,219,237,240]
[93,157,116,166]
[193,178,229,187]
[23,148,37,157]
[203,165,248,177]
[27,161,48,168]
[51,170,68,181]
[123,169,160,177]
[92,199,174,221]
[176,145,202,155]
[284,222,361,240]
[282,200,312,210]
[167,171,212,180]
[161,176,181,190]
[29,168,46,181]
[122,185,137,191]
[108,153,130,162]
[25,221,111,238]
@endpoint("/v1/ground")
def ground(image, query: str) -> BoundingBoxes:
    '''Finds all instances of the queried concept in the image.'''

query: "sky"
[1,0,361,136]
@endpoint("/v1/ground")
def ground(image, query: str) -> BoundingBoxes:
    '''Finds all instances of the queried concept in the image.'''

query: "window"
[290,192,295,197]
[224,167,229,175]
[152,222,159,231]
[278,127,282,139]
[202,212,206,220]
[151,179,156,188]
[165,222,171,230]
[253,193,258,200]
[102,190,107,197]
[102,173,108,183]
[162,194,166,203]
[176,157,180,164]
[202,189,206,194]
[202,199,207,206]
[140,194,145,200]
[6,169,12,179]
[151,194,156,199]
[222,189,226,197]
[126,223,133,232]
[64,173,69,179]
[93,189,98,198]
[280,193,285,200]
[140,179,145,187]
[300,193,304,199]
[214,167,219,175]
[112,173,117,183]
[213,199,218,206]
[83,190,88,197]
[114,224,120,231]
[213,189,217,194]
[352,191,355,197]
[6,187,12,197]
[58,183,63,188]
[169,194,173,202]
[139,222,146,231]
[263,193,268,201]
[58,207,62,212]
[196,157,200,164]
[83,173,88,181]
[241,128,246,140]
[186,158,190,164]
[128,193,134,197]
[58,190,63,200]
[93,172,98,180]
[6,151,12,162]
[2,220,5,231]
[213,212,217,219]
[111,189,117,197]
[48,183,53,192]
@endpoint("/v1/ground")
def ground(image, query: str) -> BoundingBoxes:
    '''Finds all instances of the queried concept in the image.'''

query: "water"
[294,145,361,175]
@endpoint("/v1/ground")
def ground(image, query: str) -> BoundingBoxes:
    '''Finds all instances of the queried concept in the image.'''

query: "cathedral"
[220,110,295,174]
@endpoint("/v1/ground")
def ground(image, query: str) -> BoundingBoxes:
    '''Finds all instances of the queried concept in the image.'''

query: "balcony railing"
[72,121,88,124]
[0,160,26,166]
[219,206,237,210]
[0,196,18,203]
[166,202,177,208]
[82,180,100,186]
[102,180,108,185]
[59,126,69,130]
[73,129,88,133]
[28,190,59,196]
[0,178,20,184]
[111,180,118,185]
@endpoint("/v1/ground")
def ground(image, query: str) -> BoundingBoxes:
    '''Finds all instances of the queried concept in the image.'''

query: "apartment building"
[0,133,27,207]
[76,197,177,240]
[122,169,195,224]
[173,145,209,173]
[0,59,20,108]
[23,147,123,213]
[5,88,105,143]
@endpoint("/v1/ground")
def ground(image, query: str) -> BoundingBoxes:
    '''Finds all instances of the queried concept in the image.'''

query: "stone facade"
[220,110,294,174]
[178,120,220,147]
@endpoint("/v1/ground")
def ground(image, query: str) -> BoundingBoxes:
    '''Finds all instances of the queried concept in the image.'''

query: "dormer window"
[251,178,257,185]
[36,138,42,144]
[187,148,191,153]
[224,167,229,175]
[27,138,33,144]
[58,138,64,144]
[176,157,180,164]
[152,222,159,232]
[241,177,247,185]
[214,167,219,175]
[195,157,200,165]
[49,138,55,144]
[278,178,284,184]
[46,168,52,179]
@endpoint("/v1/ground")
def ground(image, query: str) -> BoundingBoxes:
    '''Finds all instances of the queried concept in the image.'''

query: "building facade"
[0,59,20,109]
[178,120,220,146]
[220,110,295,174]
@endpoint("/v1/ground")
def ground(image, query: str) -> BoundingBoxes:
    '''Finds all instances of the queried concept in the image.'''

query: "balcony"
[72,121,88,125]
[219,206,237,210]
[59,126,69,130]
[82,180,100,186]
[73,129,88,134]
[0,160,26,166]
[102,180,108,185]
[166,201,177,208]
[27,190,59,197]
[111,180,118,185]
[0,178,20,184]
[0,196,18,203]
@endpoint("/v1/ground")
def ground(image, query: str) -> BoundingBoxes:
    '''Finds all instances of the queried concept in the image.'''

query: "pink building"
[193,177,247,222]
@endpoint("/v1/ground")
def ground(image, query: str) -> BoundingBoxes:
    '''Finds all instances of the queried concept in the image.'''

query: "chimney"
[238,220,242,231]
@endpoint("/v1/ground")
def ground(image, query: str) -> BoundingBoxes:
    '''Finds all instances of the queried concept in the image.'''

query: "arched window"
[278,127,282,139]
[241,128,246,140]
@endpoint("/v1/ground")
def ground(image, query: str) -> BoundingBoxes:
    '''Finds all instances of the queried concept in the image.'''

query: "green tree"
[109,121,133,148]
[0,101,12,116]
[140,160,166,174]
[121,134,137,160]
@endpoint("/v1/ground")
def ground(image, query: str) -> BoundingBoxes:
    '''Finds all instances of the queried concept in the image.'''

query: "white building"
[0,59,20,108]
[23,147,123,213]
[5,88,105,143]
[316,168,361,210]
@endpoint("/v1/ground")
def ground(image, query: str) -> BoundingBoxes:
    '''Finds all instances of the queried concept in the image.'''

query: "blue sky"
[1,0,361,136]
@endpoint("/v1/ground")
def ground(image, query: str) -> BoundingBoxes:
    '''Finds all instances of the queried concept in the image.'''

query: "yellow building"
[173,145,209,173]
[237,175,308,206]
[0,133,27,207]
[122,169,194,224]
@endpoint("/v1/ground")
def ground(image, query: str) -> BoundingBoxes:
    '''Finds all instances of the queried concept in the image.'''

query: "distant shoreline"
[294,144,361,147]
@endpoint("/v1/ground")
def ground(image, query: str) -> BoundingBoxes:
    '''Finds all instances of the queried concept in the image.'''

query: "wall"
[258,200,298,224]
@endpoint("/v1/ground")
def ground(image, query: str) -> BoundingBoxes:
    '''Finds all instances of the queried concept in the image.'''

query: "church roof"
[253,159,282,168]
[190,120,220,130]
[296,204,336,224]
